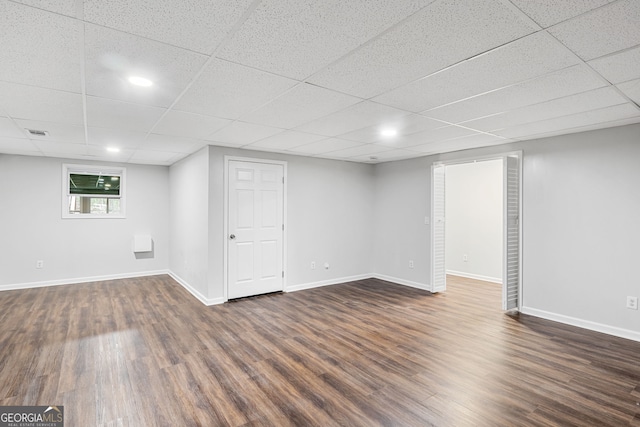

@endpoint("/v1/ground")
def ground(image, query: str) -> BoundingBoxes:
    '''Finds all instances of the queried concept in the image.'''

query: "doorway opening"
[445,159,503,306]
[430,153,521,311]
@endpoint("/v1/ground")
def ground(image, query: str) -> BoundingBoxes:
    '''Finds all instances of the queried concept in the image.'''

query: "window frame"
[62,163,127,219]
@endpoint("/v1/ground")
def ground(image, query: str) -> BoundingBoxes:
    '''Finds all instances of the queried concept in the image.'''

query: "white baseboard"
[372,273,431,292]
[286,274,372,292]
[446,270,502,284]
[0,270,169,292]
[521,306,640,343]
[167,271,224,306]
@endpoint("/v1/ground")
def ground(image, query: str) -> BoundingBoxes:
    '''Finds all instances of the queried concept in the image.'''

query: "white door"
[502,156,520,310]
[431,164,446,293]
[228,160,284,299]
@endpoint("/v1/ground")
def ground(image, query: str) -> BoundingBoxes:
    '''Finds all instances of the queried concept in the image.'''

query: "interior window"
[63,165,126,218]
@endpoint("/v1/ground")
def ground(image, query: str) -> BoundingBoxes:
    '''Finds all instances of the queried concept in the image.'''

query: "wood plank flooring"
[1,274,639,426]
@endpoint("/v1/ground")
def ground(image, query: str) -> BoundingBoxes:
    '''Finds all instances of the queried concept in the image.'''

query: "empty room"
[1,0,640,425]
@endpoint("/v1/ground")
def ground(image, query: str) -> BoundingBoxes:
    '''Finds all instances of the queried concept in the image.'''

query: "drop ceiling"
[0,0,639,165]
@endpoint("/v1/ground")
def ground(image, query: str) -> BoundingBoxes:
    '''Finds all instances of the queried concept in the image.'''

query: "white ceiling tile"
[0,136,41,155]
[462,87,628,132]
[423,64,608,123]
[206,121,284,146]
[218,0,437,80]
[489,117,640,143]
[287,138,362,155]
[11,0,78,17]
[509,0,616,27]
[320,143,393,159]
[240,83,362,129]
[373,31,580,112]
[174,59,298,120]
[549,0,640,61]
[87,127,147,150]
[86,97,166,132]
[493,103,640,139]
[617,79,640,105]
[295,101,411,137]
[15,120,85,144]
[515,116,640,141]
[31,140,88,157]
[84,24,208,108]
[378,125,477,149]
[141,134,207,154]
[349,148,421,163]
[153,111,231,139]
[0,82,84,125]
[338,114,447,143]
[0,2,81,92]
[128,150,183,166]
[248,131,326,150]
[407,133,507,154]
[589,46,640,84]
[308,0,537,98]
[84,0,255,54]
[0,117,27,139]
[239,145,292,155]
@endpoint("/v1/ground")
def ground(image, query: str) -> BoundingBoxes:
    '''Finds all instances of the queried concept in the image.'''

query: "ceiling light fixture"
[380,128,398,137]
[128,76,153,87]
[106,147,121,153]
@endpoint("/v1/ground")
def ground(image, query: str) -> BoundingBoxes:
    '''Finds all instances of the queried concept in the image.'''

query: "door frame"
[430,150,523,310]
[223,156,288,302]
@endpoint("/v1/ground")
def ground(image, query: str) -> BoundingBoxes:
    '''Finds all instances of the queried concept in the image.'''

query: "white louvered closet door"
[503,156,520,310]
[431,164,446,293]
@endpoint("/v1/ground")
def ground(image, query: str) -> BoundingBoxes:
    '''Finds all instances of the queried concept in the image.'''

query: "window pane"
[90,198,107,214]
[108,198,121,215]
[69,173,120,196]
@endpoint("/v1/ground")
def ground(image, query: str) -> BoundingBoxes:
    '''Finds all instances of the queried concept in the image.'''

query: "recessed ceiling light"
[106,147,120,153]
[380,128,398,137]
[128,76,153,87]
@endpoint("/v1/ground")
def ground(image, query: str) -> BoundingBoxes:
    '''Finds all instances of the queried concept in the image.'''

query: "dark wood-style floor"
[0,275,639,426]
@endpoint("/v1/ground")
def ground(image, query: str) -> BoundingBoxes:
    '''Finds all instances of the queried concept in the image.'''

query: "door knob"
[229,234,236,240]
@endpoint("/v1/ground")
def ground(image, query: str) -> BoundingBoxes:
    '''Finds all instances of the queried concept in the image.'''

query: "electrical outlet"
[409,260,414,268]
[463,254,468,262]
[36,260,44,269]
[627,296,638,310]
[311,261,316,270]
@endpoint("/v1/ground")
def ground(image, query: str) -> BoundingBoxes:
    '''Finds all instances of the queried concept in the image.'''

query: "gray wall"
[373,157,431,287]
[0,155,169,288]
[3,123,639,339]
[206,146,375,301]
[168,146,210,300]
[522,125,640,334]
[373,123,640,337]
[445,159,503,282]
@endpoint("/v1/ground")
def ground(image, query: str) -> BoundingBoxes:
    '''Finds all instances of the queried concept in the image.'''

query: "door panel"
[431,164,446,293]
[503,156,520,310]
[261,190,278,228]
[237,190,254,228]
[236,242,254,283]
[228,160,284,299]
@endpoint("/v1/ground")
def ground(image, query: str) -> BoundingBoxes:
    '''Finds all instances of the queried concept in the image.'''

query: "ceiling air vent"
[26,129,49,137]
